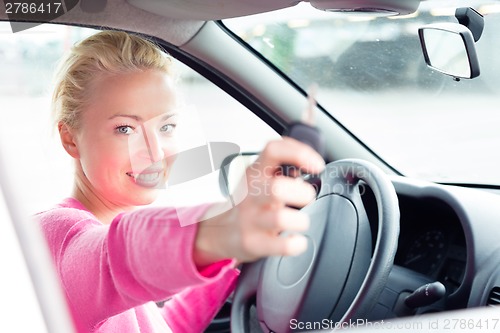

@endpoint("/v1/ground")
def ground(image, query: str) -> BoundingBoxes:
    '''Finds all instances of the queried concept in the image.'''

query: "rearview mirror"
[418,23,480,79]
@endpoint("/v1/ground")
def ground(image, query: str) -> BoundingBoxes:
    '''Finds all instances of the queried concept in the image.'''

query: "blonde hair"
[52,30,173,129]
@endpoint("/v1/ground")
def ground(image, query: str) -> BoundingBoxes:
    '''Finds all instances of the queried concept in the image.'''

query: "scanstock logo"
[3,0,106,33]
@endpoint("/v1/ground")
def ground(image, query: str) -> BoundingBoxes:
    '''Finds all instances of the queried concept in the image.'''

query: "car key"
[282,84,325,192]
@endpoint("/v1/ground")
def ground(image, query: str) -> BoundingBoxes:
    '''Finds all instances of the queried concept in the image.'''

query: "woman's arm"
[160,259,238,333]
[38,205,237,331]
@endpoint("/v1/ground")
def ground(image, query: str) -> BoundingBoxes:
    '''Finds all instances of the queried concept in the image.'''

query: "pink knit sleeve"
[160,260,239,333]
[38,204,238,332]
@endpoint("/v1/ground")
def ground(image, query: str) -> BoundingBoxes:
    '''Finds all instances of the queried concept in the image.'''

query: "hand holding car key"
[282,84,325,193]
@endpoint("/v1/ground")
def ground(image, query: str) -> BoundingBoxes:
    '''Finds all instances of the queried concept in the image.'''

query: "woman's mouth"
[126,169,165,188]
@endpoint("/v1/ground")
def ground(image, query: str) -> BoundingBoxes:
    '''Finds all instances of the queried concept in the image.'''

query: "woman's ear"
[58,122,80,159]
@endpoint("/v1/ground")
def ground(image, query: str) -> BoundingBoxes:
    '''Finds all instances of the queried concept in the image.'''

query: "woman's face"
[72,69,179,207]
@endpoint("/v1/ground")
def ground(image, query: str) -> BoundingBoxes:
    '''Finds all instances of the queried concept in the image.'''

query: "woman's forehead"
[84,70,178,120]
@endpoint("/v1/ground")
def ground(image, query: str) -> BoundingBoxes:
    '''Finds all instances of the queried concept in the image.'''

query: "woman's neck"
[72,175,135,225]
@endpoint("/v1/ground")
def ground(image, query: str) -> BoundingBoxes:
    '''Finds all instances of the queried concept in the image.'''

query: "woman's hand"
[193,138,325,267]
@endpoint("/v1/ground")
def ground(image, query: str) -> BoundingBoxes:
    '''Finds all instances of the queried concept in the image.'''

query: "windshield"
[224,0,500,186]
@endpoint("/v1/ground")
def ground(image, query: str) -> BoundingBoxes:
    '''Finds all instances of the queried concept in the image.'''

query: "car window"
[224,0,500,186]
[0,23,279,214]
[0,188,48,332]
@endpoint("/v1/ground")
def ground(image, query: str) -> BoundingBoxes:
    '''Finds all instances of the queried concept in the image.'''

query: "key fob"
[283,121,325,157]
[282,121,325,193]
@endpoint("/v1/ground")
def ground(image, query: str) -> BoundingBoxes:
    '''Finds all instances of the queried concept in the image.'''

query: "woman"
[36,30,324,332]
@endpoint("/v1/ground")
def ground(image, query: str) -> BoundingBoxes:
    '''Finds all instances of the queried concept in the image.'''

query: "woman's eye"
[160,124,176,134]
[115,125,135,135]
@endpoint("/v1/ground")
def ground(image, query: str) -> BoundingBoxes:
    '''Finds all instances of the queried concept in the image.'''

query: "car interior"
[2,0,500,332]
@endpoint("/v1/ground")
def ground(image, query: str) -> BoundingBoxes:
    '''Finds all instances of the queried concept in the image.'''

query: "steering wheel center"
[277,235,316,287]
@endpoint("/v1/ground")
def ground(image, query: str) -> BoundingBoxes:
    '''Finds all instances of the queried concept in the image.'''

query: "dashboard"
[361,175,500,319]
[394,195,467,294]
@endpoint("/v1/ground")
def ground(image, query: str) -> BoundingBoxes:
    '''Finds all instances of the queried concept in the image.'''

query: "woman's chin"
[133,196,158,207]
[125,187,163,206]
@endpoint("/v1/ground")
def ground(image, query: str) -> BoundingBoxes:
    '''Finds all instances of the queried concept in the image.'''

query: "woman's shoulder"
[33,198,102,259]
[36,197,93,218]
[35,198,100,235]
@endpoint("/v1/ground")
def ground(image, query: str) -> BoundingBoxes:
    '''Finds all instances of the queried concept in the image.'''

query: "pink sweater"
[35,198,239,333]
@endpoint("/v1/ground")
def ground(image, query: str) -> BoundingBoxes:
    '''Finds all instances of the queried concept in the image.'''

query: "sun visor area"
[0,0,205,47]
[126,0,301,20]
[309,0,421,16]
[127,0,421,20]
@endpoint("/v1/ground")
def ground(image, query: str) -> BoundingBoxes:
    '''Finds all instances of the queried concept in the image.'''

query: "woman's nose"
[140,124,165,163]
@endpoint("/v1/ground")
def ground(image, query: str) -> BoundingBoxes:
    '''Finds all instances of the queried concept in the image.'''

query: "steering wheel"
[231,159,400,332]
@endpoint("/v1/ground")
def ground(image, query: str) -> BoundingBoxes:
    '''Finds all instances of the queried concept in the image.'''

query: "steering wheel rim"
[231,159,400,332]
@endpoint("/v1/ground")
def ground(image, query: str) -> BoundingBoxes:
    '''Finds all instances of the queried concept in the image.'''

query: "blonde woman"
[36,30,324,332]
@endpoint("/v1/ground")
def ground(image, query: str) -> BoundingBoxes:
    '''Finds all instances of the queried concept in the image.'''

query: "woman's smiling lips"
[126,167,165,188]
